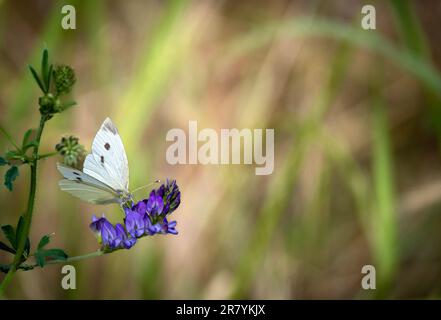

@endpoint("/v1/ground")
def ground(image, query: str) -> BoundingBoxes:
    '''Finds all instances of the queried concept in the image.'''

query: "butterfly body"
[57,118,132,205]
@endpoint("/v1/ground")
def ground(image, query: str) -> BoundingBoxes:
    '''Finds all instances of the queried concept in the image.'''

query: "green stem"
[38,151,58,160]
[46,250,104,265]
[1,250,104,274]
[22,250,104,269]
[0,115,47,294]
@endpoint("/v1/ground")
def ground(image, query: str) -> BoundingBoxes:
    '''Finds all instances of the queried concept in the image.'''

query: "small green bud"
[53,65,76,95]
[54,98,62,112]
[38,93,57,115]
[56,135,86,168]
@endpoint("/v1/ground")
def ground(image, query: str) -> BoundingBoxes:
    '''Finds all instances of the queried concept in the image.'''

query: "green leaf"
[41,49,50,91]
[25,144,38,152]
[0,263,34,273]
[35,251,46,268]
[4,165,19,191]
[37,234,51,250]
[0,240,16,254]
[43,249,68,261]
[16,216,30,257]
[0,157,8,166]
[28,65,46,93]
[22,129,32,145]
[46,64,53,94]
[0,264,11,273]
[34,233,67,268]
[22,129,35,148]
[5,150,22,161]
[23,141,39,152]
[15,216,24,245]
[18,263,34,271]
[24,237,31,259]
[1,225,16,249]
[35,247,68,268]
[60,101,77,112]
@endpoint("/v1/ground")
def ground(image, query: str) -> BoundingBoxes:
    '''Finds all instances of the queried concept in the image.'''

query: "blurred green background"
[1,0,441,299]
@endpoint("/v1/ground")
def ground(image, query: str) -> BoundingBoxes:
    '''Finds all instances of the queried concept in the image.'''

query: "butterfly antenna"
[132,179,161,193]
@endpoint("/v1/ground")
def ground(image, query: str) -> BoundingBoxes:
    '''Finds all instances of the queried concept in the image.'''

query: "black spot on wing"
[76,177,83,182]
[73,172,80,176]
[104,143,110,150]
[100,156,105,164]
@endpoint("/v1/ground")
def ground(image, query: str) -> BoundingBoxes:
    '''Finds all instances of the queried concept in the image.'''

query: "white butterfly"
[57,117,131,205]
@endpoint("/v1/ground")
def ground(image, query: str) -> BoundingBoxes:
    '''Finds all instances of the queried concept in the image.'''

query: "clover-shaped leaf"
[4,166,19,191]
[34,234,68,267]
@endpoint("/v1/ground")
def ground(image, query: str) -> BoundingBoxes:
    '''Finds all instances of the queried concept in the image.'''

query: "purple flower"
[100,219,121,249]
[142,179,180,216]
[133,199,147,215]
[90,215,136,250]
[162,179,181,215]
[89,214,107,235]
[124,208,146,238]
[146,190,164,216]
[115,223,137,249]
[144,217,178,236]
[145,218,162,235]
[89,180,181,251]
[161,219,178,235]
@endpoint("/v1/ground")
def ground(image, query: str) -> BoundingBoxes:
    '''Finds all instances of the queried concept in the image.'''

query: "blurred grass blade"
[116,0,189,141]
[115,0,193,189]
[390,0,429,58]
[231,39,352,298]
[230,18,441,97]
[84,0,109,85]
[371,80,398,297]
[389,0,441,141]
[231,141,307,298]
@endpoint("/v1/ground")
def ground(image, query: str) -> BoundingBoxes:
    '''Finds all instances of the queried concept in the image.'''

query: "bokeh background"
[1,0,441,299]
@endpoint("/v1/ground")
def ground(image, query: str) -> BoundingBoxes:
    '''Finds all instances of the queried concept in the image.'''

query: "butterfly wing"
[58,180,120,204]
[57,163,120,204]
[83,117,129,193]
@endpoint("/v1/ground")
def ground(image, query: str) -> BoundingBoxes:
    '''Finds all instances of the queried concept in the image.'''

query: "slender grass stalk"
[371,80,397,298]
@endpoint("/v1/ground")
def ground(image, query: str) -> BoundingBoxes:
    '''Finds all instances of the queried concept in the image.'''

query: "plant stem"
[1,250,105,274]
[0,115,47,294]
[38,151,58,160]
[46,250,104,266]
[15,250,105,270]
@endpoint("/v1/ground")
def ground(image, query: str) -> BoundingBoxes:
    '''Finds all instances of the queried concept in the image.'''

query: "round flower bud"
[55,135,86,168]
[53,65,76,95]
[38,93,57,115]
